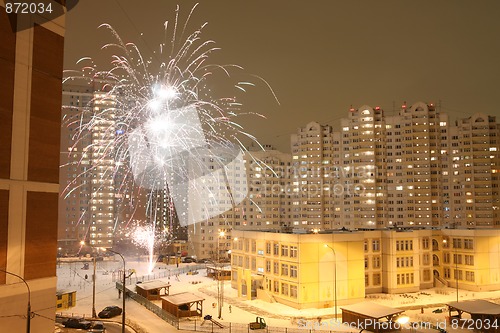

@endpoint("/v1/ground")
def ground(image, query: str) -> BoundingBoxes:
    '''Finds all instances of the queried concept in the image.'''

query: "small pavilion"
[206,265,231,280]
[341,302,406,333]
[161,292,204,318]
[136,280,170,300]
[447,300,500,333]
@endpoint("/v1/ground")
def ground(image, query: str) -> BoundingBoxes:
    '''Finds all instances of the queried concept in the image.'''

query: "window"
[422,253,430,265]
[281,245,289,257]
[273,261,279,274]
[465,271,475,282]
[452,238,462,249]
[281,283,289,296]
[290,285,298,298]
[290,265,298,278]
[274,281,279,293]
[365,274,369,287]
[372,239,380,252]
[281,264,289,276]
[266,242,271,254]
[422,237,430,250]
[266,260,271,273]
[364,257,369,269]
[273,243,279,256]
[464,239,474,250]
[464,255,474,266]
[423,269,431,281]
[373,273,381,286]
[372,256,381,269]
[251,240,256,253]
[453,254,462,265]
[290,246,298,258]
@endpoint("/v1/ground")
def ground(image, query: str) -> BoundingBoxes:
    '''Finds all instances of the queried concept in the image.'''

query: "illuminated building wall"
[0,3,66,332]
[230,229,500,309]
[290,122,335,228]
[231,230,365,309]
[289,102,500,230]
[188,146,292,260]
[58,84,93,254]
[88,91,116,247]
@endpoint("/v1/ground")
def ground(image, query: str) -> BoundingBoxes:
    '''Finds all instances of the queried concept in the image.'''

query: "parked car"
[98,305,122,318]
[62,317,92,329]
[88,321,106,333]
[196,258,210,263]
[182,257,195,263]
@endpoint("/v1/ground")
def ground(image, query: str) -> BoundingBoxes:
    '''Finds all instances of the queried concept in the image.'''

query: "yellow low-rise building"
[231,230,365,309]
[56,290,76,310]
[231,228,500,309]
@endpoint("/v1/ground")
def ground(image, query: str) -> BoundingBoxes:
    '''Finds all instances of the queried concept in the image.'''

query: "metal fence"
[178,320,340,333]
[125,286,180,328]
[122,268,344,333]
[117,264,207,285]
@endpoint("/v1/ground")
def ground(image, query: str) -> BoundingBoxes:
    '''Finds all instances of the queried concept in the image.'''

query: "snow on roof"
[447,300,500,315]
[206,265,231,271]
[136,280,170,291]
[340,302,404,319]
[161,292,205,305]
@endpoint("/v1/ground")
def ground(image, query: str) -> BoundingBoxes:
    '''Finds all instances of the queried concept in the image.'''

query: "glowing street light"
[217,231,226,319]
[0,269,31,333]
[101,248,126,333]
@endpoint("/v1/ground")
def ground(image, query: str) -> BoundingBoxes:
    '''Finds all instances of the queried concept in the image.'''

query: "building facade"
[231,229,365,309]
[231,228,500,309]
[188,146,292,260]
[0,3,66,332]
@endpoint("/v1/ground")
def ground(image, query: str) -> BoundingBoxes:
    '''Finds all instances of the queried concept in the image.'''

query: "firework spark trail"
[62,5,278,270]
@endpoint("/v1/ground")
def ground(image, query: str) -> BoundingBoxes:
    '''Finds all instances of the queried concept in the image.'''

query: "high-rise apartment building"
[59,82,189,255]
[0,3,66,331]
[187,101,500,257]
[188,146,292,259]
[59,83,119,253]
[58,84,93,254]
[289,102,500,229]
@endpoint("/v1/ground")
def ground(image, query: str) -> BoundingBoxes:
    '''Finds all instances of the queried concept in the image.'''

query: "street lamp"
[0,269,31,333]
[443,238,459,303]
[103,248,126,333]
[217,231,226,319]
[81,241,98,318]
[324,244,337,321]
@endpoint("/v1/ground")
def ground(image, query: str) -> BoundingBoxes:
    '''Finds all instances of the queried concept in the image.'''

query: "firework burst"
[62,4,276,268]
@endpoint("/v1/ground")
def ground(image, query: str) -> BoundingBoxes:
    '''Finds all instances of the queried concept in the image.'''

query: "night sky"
[64,0,500,151]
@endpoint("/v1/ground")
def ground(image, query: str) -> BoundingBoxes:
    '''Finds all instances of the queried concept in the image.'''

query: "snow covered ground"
[57,258,500,333]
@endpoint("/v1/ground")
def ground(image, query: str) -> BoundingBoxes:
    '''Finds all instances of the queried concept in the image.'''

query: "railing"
[126,288,179,328]
[115,264,208,285]
[178,320,340,333]
[121,273,345,333]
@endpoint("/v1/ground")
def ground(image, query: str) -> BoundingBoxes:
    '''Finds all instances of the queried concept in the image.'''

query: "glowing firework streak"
[128,225,156,273]
[63,4,277,271]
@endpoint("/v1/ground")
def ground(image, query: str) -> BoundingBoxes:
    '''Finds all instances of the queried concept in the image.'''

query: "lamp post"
[81,241,98,318]
[0,269,31,333]
[104,249,126,333]
[324,244,337,320]
[443,239,459,303]
[217,231,225,319]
